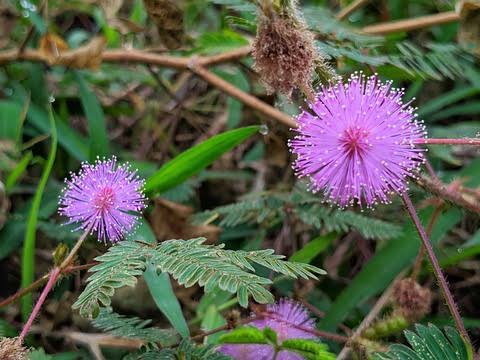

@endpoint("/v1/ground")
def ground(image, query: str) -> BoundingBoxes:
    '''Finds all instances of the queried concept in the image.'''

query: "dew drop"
[259,124,269,136]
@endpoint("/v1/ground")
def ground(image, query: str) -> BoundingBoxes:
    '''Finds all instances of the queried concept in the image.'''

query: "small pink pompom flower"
[219,299,316,360]
[59,157,146,243]
[289,73,427,208]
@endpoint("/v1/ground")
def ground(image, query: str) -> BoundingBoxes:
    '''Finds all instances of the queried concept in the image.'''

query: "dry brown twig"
[336,0,370,21]
[0,45,297,128]
[416,175,480,214]
[362,11,460,35]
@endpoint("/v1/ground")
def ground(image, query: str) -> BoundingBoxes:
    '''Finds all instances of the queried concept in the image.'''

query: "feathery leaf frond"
[92,309,178,346]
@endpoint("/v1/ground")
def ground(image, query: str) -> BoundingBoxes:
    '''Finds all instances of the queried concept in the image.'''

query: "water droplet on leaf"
[259,124,269,136]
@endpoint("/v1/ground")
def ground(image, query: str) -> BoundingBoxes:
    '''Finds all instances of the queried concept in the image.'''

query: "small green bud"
[53,243,69,266]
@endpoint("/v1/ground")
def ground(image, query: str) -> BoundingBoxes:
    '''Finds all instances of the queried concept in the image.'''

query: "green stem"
[20,107,57,321]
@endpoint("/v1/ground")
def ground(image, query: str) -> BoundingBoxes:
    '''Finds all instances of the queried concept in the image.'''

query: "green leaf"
[219,326,268,344]
[92,308,178,346]
[214,68,250,129]
[0,99,27,143]
[289,233,336,264]
[194,29,249,55]
[29,349,53,360]
[200,304,226,344]
[0,319,17,337]
[25,101,88,161]
[281,339,336,360]
[5,152,32,192]
[126,217,157,244]
[144,264,190,338]
[373,324,472,360]
[417,86,480,119]
[20,107,57,320]
[72,241,149,317]
[74,237,322,317]
[74,71,110,160]
[263,327,278,345]
[145,126,259,195]
[0,218,26,261]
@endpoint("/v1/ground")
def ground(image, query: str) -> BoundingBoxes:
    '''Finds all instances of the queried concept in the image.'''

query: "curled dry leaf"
[149,198,221,243]
[38,36,107,70]
[39,33,69,59]
[143,0,185,49]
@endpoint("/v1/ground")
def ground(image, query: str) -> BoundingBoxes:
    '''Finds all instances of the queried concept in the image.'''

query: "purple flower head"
[59,157,146,243]
[288,73,427,208]
[219,299,316,360]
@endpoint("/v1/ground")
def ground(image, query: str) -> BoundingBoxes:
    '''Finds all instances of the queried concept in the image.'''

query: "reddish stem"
[402,193,470,344]
[415,138,480,145]
[410,205,443,280]
[18,227,91,342]
[19,267,61,342]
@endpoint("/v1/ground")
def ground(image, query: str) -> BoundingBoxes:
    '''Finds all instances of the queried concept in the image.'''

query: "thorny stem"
[59,227,91,270]
[19,267,61,342]
[416,175,480,214]
[402,193,470,344]
[410,205,443,280]
[0,263,95,309]
[415,138,480,146]
[18,227,91,343]
[423,159,441,184]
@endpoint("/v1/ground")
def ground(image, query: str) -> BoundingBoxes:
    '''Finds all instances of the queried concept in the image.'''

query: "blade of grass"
[144,126,260,196]
[144,264,190,338]
[74,71,110,160]
[5,151,33,193]
[417,87,480,120]
[26,101,88,161]
[290,233,337,264]
[20,106,58,321]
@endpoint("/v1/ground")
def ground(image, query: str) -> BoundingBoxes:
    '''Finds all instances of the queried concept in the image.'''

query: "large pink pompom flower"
[289,73,427,208]
[59,157,146,243]
[219,299,316,360]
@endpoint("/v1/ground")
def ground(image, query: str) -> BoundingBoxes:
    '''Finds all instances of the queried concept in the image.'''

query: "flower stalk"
[415,138,480,145]
[18,227,91,342]
[401,193,470,344]
[18,267,60,342]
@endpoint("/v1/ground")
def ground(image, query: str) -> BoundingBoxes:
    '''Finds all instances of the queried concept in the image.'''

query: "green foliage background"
[0,0,479,359]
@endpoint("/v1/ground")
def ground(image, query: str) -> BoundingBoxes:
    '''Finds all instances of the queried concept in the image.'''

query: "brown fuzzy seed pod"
[252,14,316,97]
[0,337,28,360]
[225,309,242,329]
[393,278,432,322]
